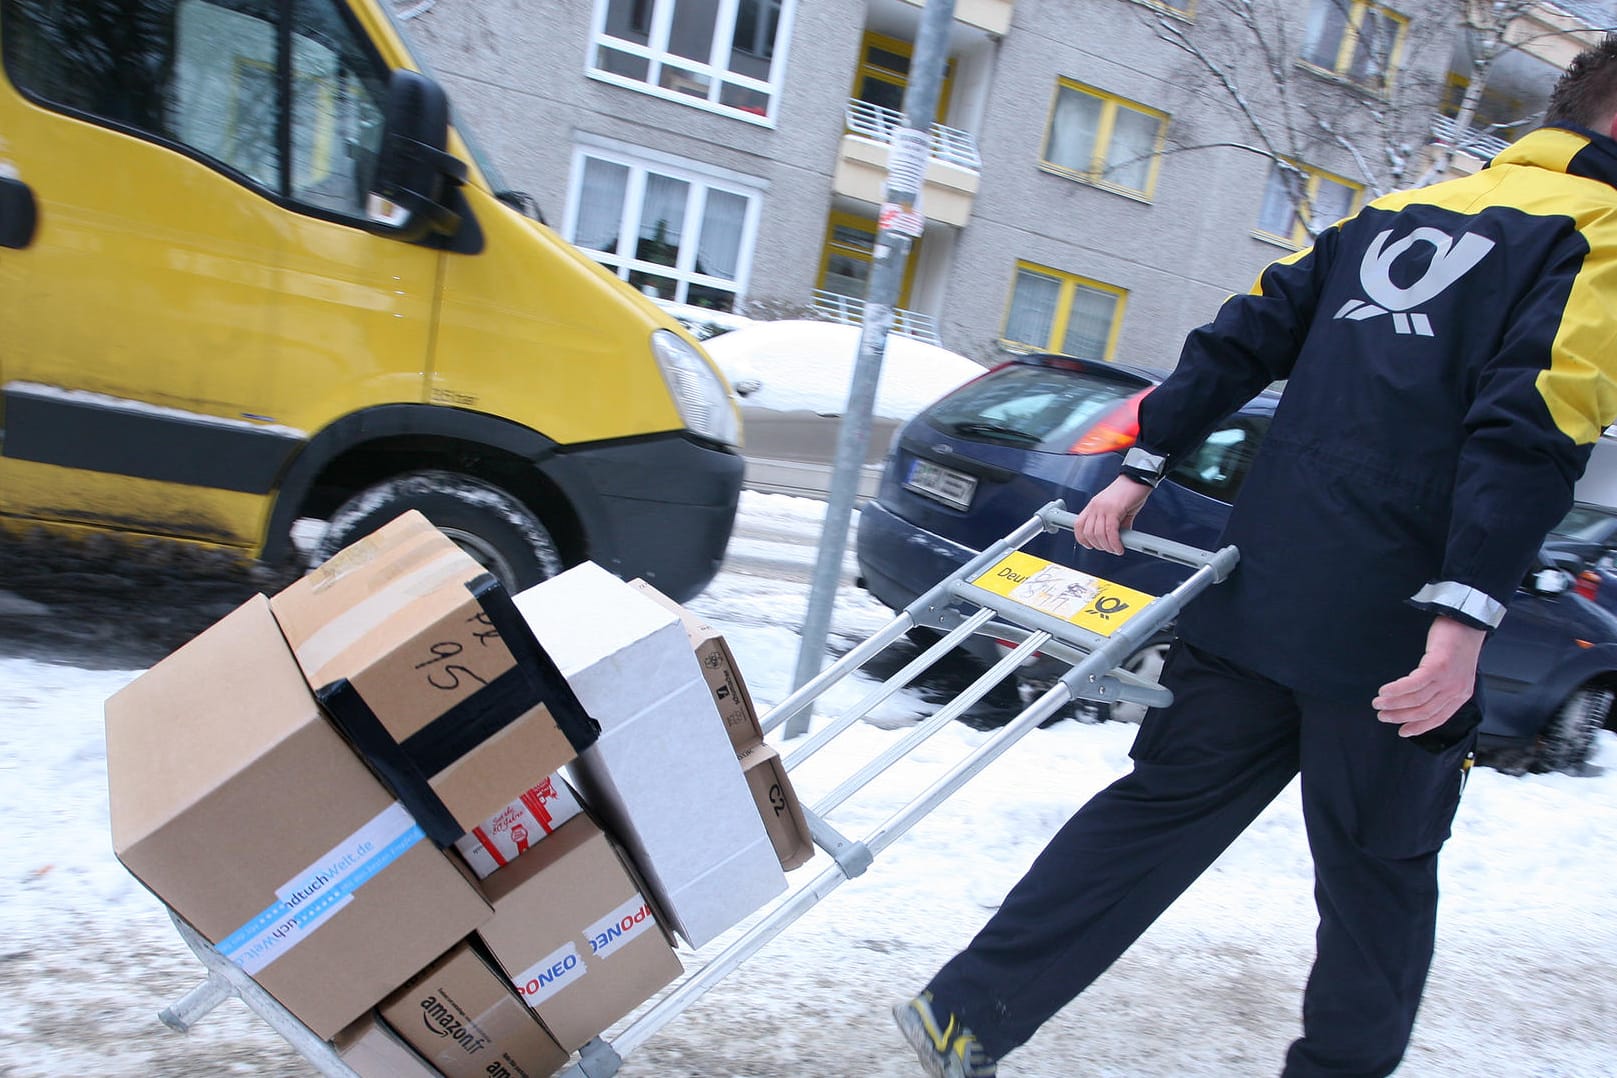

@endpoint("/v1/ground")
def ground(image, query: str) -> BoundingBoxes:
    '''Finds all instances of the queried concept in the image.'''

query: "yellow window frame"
[1256,160,1364,247]
[852,30,955,120]
[816,209,921,308]
[1308,0,1408,92]
[1041,79,1168,199]
[1001,261,1127,361]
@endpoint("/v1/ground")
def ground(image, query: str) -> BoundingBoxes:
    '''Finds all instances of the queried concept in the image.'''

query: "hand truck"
[156,500,1238,1077]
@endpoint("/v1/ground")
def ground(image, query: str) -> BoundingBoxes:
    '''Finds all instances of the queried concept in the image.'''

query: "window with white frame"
[567,148,760,311]
[1042,80,1167,196]
[591,0,791,121]
[1003,262,1126,360]
[1299,0,1406,91]
[1255,160,1360,245]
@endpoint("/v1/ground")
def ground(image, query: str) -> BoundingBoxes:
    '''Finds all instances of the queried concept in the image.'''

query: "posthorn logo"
[1333,227,1495,337]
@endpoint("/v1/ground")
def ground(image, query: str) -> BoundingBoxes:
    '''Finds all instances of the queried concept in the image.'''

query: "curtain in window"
[1062,286,1118,360]
[696,188,745,280]
[574,157,629,253]
[1310,178,1355,232]
[1301,0,1346,70]
[638,172,689,266]
[1350,10,1396,87]
[1045,87,1102,173]
[1006,269,1061,346]
[1105,107,1159,190]
[1257,165,1299,235]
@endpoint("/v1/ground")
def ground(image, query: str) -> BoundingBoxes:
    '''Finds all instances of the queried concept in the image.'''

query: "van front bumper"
[540,432,743,602]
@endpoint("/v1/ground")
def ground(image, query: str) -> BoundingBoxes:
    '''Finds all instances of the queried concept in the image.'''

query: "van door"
[0,0,437,551]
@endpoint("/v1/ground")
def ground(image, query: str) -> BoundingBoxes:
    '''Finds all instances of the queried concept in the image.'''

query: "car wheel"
[1533,683,1612,774]
[1107,637,1174,725]
[312,471,563,593]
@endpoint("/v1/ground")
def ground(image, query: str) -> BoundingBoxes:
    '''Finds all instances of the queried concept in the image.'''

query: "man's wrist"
[1120,447,1167,489]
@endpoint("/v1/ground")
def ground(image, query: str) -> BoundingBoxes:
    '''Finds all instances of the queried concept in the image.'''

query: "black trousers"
[925,642,1476,1076]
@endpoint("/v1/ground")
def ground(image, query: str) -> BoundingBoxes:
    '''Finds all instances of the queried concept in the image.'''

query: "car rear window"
[918,362,1144,450]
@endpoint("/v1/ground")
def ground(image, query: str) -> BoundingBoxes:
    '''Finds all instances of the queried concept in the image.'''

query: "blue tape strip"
[217,823,425,963]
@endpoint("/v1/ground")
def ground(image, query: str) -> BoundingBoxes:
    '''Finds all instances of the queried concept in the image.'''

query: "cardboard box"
[629,578,813,872]
[333,1012,440,1078]
[628,578,763,749]
[105,595,491,1039]
[379,941,569,1078]
[738,744,815,871]
[476,814,682,1053]
[454,774,584,879]
[514,564,786,947]
[271,511,598,845]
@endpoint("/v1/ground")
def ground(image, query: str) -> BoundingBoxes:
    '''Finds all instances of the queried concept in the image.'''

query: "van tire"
[312,471,563,593]
[1534,684,1612,775]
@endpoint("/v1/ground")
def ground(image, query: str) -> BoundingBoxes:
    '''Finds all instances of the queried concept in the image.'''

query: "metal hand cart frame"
[157,500,1238,1077]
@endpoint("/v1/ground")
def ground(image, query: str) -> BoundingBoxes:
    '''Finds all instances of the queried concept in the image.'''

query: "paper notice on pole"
[971,551,1156,636]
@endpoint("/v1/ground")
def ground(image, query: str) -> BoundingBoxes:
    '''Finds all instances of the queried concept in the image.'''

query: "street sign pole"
[786,0,957,737]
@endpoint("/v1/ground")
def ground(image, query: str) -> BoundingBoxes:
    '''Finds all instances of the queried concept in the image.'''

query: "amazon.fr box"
[270,511,598,847]
[628,579,814,872]
[105,594,490,1040]
[476,813,682,1053]
[514,563,786,947]
[379,940,569,1078]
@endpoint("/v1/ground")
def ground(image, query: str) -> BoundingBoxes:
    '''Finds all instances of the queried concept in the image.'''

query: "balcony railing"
[811,290,943,346]
[1431,114,1512,161]
[844,98,983,173]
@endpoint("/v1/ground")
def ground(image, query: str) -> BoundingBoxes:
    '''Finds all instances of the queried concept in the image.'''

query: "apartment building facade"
[400,0,1601,370]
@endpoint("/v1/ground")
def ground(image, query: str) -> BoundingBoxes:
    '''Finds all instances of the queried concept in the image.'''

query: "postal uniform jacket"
[1122,125,1617,702]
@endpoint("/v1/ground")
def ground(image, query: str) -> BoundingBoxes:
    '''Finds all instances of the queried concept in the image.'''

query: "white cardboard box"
[513,563,786,947]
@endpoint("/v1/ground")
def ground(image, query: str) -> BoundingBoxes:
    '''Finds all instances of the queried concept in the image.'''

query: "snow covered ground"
[4,491,1617,1077]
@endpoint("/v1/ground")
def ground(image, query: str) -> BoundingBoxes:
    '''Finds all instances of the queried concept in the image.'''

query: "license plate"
[904,458,977,510]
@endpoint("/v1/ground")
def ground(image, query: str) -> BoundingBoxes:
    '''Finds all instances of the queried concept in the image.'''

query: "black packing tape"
[317,678,464,848]
[317,573,601,849]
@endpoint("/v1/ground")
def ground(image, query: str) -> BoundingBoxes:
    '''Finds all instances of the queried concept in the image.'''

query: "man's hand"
[1073,476,1153,555]
[1372,616,1486,738]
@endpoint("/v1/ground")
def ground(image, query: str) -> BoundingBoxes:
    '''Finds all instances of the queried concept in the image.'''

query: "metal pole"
[787,0,958,737]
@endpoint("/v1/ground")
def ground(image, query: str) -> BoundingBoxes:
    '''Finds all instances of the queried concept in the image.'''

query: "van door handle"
[0,176,38,249]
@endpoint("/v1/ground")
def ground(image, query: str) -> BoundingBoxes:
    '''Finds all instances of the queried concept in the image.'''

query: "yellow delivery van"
[0,0,742,601]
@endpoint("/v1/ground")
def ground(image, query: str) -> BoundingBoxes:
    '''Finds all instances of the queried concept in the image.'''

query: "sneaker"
[892,992,999,1078]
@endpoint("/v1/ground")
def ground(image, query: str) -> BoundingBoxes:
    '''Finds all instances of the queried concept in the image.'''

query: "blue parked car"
[855,353,1617,774]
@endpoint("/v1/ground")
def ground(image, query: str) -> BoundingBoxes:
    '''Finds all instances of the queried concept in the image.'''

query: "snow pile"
[703,320,985,419]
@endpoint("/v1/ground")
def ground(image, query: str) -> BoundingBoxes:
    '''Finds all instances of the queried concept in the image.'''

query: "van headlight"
[651,329,740,447]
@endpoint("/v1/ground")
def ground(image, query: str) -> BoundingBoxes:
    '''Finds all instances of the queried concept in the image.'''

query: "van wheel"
[312,471,563,593]
[1534,684,1612,775]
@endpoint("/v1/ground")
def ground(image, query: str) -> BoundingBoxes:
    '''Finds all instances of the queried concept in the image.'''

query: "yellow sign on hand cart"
[971,550,1156,637]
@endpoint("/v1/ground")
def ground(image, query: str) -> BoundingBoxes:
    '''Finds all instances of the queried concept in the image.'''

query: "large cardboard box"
[105,595,491,1039]
[379,941,569,1078]
[476,814,682,1053]
[514,564,786,947]
[271,511,598,845]
[333,1012,440,1078]
[453,773,584,879]
[628,579,813,871]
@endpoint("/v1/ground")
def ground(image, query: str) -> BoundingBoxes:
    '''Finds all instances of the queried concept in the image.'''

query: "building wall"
[398,0,1533,371]
[401,0,865,314]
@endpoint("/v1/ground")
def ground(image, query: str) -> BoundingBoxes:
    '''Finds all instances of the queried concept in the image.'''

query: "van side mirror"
[366,69,467,241]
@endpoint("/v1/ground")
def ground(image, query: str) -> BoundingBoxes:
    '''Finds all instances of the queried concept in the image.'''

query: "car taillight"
[1070,388,1150,455]
[1575,570,1601,602]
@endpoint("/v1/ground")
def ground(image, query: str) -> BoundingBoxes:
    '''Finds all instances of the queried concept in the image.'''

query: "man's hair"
[1546,34,1617,129]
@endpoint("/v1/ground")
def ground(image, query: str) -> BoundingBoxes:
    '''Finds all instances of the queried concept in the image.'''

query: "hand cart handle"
[1036,503,1236,579]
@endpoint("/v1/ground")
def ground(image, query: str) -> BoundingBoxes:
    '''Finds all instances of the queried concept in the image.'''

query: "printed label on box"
[217,802,423,975]
[511,942,586,1007]
[584,897,659,960]
[454,775,582,878]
